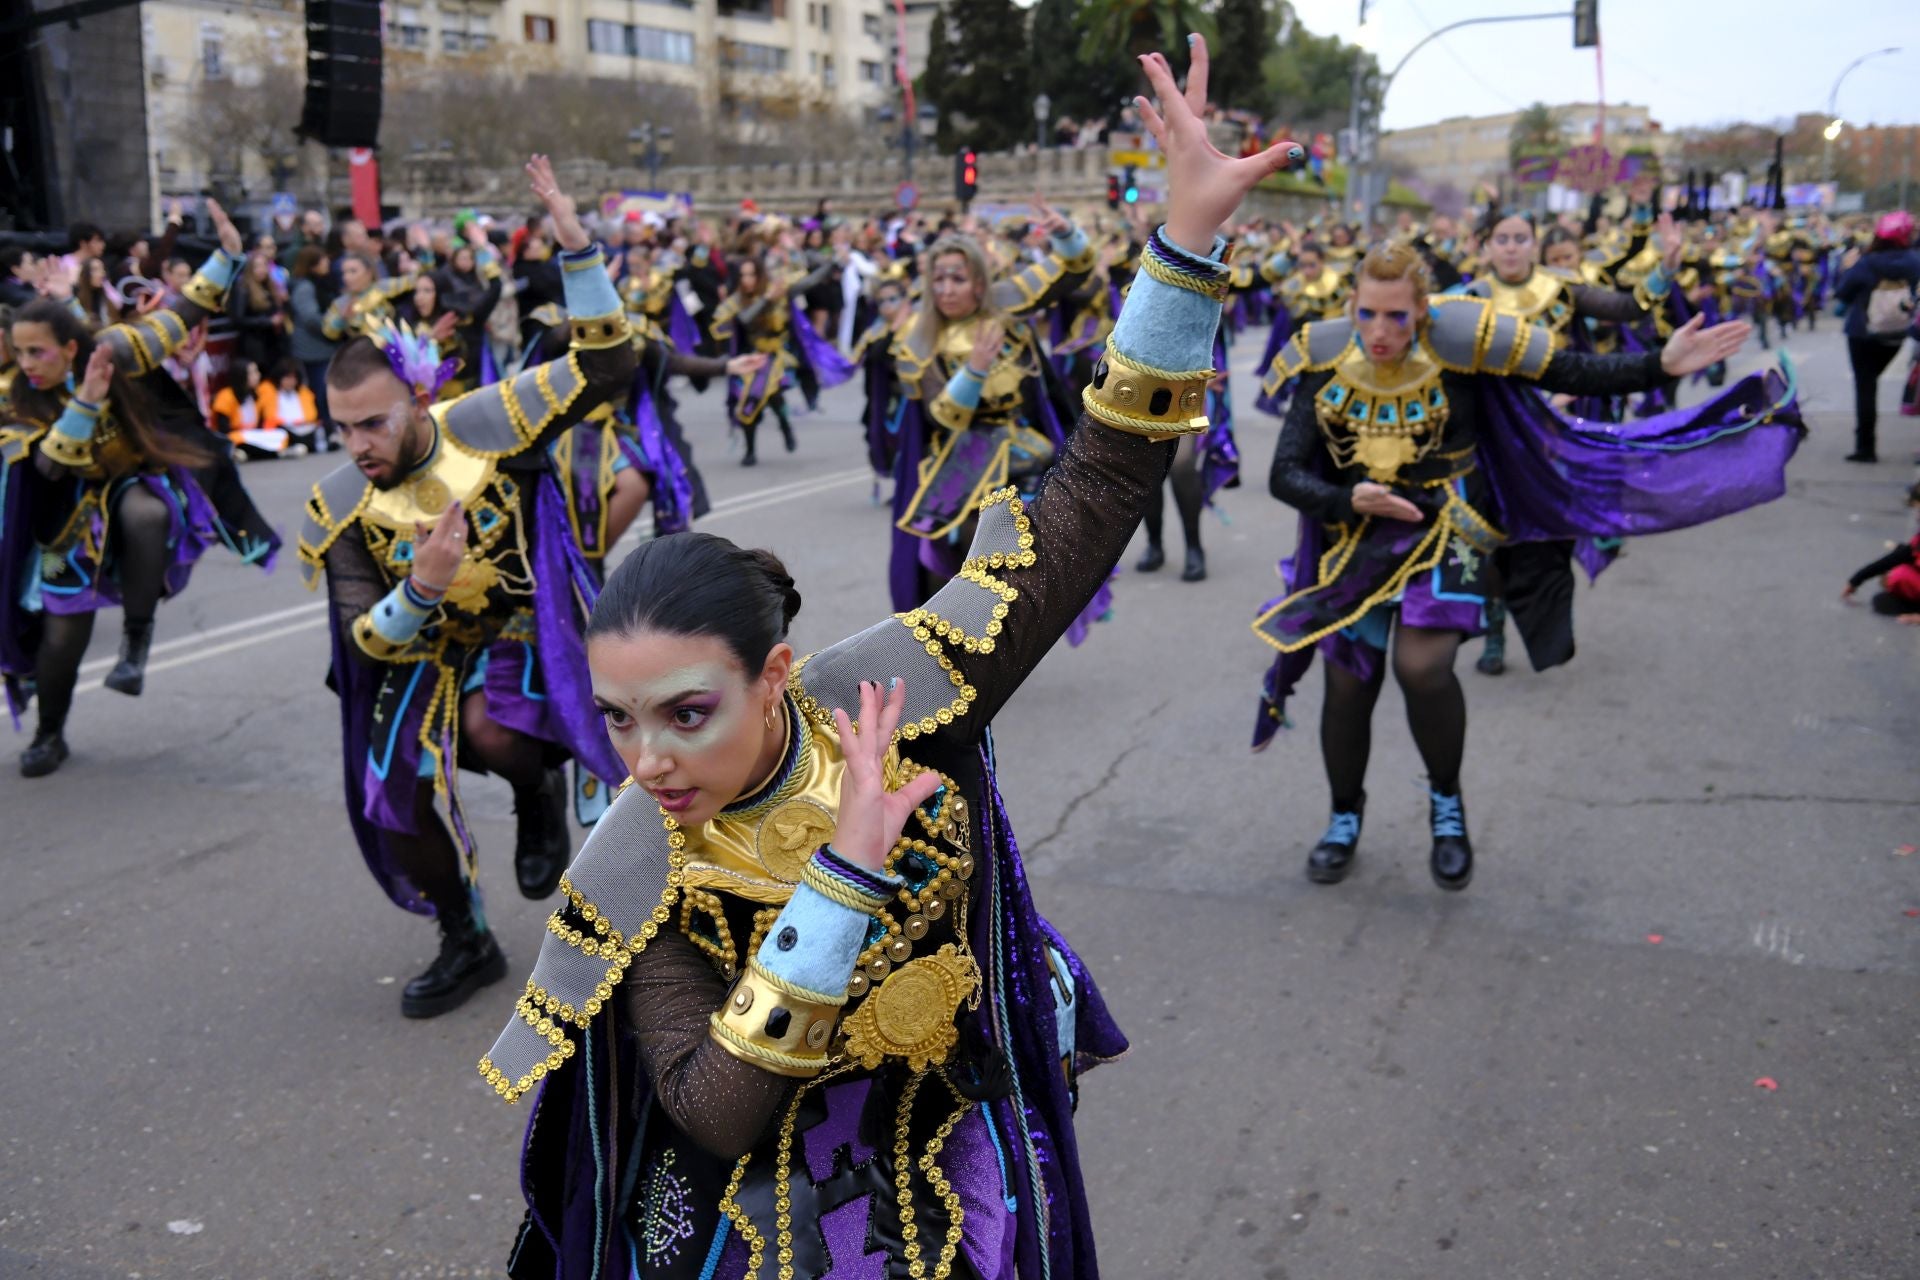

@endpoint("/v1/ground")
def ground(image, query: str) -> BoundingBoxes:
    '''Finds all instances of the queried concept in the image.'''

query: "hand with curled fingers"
[830,680,944,872]
[1131,34,1305,255]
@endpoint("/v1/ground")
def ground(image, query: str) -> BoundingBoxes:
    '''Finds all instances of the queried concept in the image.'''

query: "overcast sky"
[1286,0,1918,133]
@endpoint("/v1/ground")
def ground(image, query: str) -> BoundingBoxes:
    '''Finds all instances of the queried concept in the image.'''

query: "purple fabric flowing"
[1063,570,1116,649]
[786,299,856,390]
[1250,361,1805,739]
[888,399,935,613]
[667,291,703,357]
[628,387,697,536]
[1252,302,1297,416]
[0,456,38,725]
[478,340,500,388]
[1201,328,1240,504]
[1477,363,1803,543]
[522,474,628,785]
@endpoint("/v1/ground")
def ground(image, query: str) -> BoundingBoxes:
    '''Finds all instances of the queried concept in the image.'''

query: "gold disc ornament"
[755,798,837,883]
[840,945,981,1071]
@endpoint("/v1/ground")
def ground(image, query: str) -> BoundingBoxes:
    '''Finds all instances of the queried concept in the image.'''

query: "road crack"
[1022,696,1169,857]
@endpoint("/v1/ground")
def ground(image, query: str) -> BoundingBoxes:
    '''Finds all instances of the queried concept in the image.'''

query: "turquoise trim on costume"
[1109,228,1229,373]
[1046,942,1077,1064]
[981,1104,1021,1214]
[519,641,545,701]
[561,247,622,318]
[695,1217,732,1280]
[461,648,491,696]
[371,662,429,780]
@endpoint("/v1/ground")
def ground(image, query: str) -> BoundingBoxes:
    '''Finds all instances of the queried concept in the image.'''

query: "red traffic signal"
[956,148,978,202]
[1106,174,1121,209]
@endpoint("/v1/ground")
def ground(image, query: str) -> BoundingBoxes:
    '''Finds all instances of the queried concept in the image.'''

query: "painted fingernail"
[888,677,900,692]
[1187,32,1197,43]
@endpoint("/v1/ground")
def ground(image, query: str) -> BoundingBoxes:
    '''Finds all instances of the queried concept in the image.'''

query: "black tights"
[1320,623,1466,808]
[33,484,172,735]
[380,690,551,919]
[737,396,794,459]
[1141,436,1204,553]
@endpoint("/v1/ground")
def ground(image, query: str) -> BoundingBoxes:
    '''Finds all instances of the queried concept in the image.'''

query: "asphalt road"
[3,315,1916,1280]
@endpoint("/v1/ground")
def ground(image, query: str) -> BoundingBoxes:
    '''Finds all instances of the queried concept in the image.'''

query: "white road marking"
[69,467,876,689]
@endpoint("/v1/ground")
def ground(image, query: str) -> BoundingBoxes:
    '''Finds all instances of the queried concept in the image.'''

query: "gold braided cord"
[1137,252,1228,302]
[1101,347,1214,383]
[708,1010,833,1076]
[799,859,892,914]
[744,956,847,1008]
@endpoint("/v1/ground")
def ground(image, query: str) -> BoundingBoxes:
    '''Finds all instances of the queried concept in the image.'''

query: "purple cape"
[1249,360,1805,749]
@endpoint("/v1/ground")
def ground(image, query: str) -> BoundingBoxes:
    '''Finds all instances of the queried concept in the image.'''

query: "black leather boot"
[401,909,508,1018]
[1135,543,1165,572]
[1180,546,1207,582]
[1306,795,1364,885]
[1428,788,1473,891]
[19,725,70,778]
[103,619,154,696]
[513,767,571,899]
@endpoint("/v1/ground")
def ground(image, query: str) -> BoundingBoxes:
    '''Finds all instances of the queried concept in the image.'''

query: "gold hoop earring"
[765,700,778,731]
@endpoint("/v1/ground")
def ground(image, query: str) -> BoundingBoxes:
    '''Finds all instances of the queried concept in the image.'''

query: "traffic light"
[1572,0,1597,47]
[1106,174,1121,210]
[1122,165,1139,204]
[955,148,978,204]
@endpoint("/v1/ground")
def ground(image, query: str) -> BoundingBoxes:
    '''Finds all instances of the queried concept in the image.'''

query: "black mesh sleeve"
[1531,346,1665,398]
[1268,370,1354,523]
[943,417,1174,729]
[621,928,797,1162]
[321,523,390,668]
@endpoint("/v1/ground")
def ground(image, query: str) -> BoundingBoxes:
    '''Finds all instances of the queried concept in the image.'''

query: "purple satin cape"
[1250,361,1805,747]
[1252,302,1297,416]
[506,739,1127,1280]
[787,300,857,390]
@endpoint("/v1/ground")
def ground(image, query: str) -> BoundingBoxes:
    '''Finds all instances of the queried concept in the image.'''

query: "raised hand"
[1032,194,1069,238]
[1134,35,1304,255]
[967,318,1005,374]
[1659,313,1752,377]
[411,500,469,594]
[725,353,769,378]
[829,680,945,870]
[526,155,590,254]
[206,198,244,257]
[1654,211,1684,273]
[77,344,115,403]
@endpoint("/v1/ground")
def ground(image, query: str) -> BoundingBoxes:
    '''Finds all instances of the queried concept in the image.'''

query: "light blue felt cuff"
[199,249,241,290]
[1109,229,1230,372]
[943,366,985,410]
[560,247,622,318]
[1265,250,1293,277]
[52,397,102,443]
[756,863,903,998]
[368,580,436,645]
[1052,226,1089,260]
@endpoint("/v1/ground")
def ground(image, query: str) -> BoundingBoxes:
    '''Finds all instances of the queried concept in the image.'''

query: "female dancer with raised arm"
[485,43,1307,1279]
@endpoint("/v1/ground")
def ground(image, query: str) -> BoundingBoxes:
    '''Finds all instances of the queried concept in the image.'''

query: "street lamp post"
[627,124,675,191]
[1034,93,1051,151]
[1824,46,1900,184]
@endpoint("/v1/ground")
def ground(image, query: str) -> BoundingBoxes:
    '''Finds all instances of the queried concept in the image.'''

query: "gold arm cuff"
[39,429,94,470]
[569,310,632,352]
[1081,350,1211,440]
[183,271,230,313]
[1138,253,1229,303]
[349,611,430,663]
[709,960,844,1078]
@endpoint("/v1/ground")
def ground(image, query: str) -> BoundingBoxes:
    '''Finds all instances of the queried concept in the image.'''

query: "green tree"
[1209,0,1272,112]
[1261,16,1376,133]
[1029,0,1130,123]
[1077,0,1214,70]
[918,0,1034,153]
[1508,102,1565,169]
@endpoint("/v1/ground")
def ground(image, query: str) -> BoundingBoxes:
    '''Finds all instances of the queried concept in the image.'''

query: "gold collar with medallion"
[357,413,496,529]
[1314,339,1451,484]
[1482,269,1575,333]
[1289,270,1351,319]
